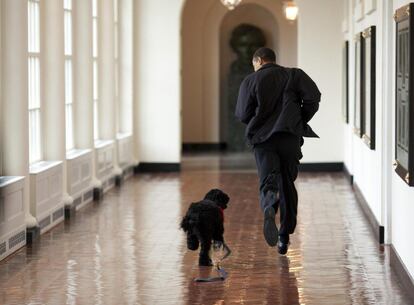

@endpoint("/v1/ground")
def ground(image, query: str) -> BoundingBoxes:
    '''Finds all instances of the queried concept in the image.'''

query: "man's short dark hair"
[253,47,276,63]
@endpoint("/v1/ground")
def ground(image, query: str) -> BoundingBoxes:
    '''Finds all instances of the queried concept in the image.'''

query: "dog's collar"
[219,207,224,222]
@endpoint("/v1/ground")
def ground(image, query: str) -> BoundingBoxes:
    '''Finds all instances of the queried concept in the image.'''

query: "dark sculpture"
[227,24,266,151]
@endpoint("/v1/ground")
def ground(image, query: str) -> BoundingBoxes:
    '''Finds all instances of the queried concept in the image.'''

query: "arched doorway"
[181,0,297,151]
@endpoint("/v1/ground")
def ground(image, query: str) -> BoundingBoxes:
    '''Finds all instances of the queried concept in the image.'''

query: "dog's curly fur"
[180,189,230,266]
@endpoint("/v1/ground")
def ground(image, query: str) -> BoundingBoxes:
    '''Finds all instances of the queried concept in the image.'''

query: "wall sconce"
[284,1,298,21]
[221,0,242,10]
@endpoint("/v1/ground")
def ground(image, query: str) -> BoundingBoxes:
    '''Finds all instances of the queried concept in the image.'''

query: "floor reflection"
[120,213,138,305]
[277,256,300,305]
[66,259,78,305]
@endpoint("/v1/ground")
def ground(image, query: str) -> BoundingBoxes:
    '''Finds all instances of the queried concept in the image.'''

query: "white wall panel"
[117,133,133,169]
[29,161,64,233]
[66,149,93,209]
[0,177,26,260]
[95,140,115,180]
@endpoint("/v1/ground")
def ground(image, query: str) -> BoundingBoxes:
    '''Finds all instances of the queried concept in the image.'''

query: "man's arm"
[235,77,257,125]
[295,69,321,123]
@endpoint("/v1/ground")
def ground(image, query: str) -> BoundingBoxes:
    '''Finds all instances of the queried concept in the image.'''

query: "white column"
[99,0,115,140]
[99,0,121,175]
[133,0,181,164]
[119,0,133,134]
[73,0,103,188]
[73,0,103,187]
[380,0,393,244]
[73,0,93,150]
[132,0,140,164]
[1,0,37,227]
[41,0,71,205]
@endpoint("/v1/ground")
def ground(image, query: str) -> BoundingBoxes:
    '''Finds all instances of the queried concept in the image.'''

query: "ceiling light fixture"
[221,0,242,10]
[284,1,299,21]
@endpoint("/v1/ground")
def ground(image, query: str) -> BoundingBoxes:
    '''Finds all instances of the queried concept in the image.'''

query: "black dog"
[180,189,230,266]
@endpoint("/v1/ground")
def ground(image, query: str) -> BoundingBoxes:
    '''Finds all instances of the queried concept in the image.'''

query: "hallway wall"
[296,0,344,163]
[391,0,414,283]
[133,0,181,163]
[343,0,414,280]
[343,0,383,228]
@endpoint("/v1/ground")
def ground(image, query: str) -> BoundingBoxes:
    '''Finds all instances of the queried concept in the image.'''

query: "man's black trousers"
[253,132,302,237]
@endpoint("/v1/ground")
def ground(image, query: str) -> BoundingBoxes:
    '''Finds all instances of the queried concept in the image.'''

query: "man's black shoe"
[277,240,289,255]
[263,207,278,247]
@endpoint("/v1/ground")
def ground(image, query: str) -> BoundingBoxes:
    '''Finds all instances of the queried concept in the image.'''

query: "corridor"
[0,163,411,305]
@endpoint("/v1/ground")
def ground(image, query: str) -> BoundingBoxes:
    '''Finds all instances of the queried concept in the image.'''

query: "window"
[64,0,74,150]
[28,0,42,163]
[92,0,99,140]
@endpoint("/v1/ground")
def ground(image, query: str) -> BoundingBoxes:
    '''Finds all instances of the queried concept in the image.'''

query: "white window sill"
[94,139,114,149]
[66,148,92,160]
[116,132,133,141]
[29,160,62,175]
[0,176,24,188]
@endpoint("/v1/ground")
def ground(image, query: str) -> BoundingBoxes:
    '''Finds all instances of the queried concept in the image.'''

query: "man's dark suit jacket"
[235,63,321,146]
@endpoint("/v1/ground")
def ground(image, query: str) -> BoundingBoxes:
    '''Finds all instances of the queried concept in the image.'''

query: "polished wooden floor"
[0,156,412,304]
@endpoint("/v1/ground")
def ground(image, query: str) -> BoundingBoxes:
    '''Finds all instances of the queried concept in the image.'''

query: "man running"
[235,47,321,255]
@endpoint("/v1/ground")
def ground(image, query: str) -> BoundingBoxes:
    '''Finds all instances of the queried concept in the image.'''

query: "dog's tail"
[180,202,199,233]
[180,211,200,233]
[180,214,198,233]
[180,215,191,232]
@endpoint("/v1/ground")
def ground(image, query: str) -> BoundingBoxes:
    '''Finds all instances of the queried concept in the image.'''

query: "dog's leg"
[199,238,213,266]
[213,218,224,243]
[186,233,199,251]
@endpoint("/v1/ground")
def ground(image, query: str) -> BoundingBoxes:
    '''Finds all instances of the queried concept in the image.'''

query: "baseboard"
[353,182,384,244]
[298,162,344,172]
[134,163,181,173]
[343,164,354,185]
[182,143,227,152]
[390,245,414,301]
